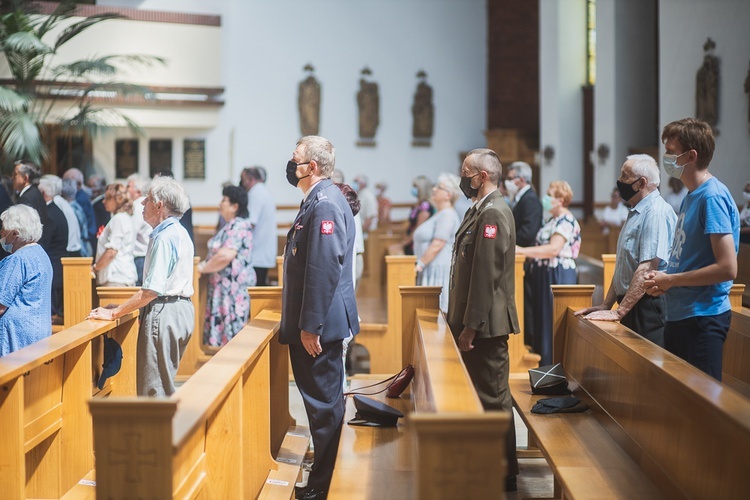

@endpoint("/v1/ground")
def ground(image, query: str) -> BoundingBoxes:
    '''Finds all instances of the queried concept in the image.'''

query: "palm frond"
[59,106,144,138]
[0,86,30,112]
[2,31,52,54]
[36,0,79,38]
[55,13,126,50]
[0,110,44,163]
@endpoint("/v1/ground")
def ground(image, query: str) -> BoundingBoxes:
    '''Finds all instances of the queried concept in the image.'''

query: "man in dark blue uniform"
[280,135,359,500]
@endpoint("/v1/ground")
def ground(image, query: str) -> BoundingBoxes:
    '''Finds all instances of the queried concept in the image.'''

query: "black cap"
[348,395,404,427]
[98,336,123,390]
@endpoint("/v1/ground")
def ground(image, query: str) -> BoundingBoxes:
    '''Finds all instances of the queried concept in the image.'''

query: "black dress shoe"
[296,487,327,500]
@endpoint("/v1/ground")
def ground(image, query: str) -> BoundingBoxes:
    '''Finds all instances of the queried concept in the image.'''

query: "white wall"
[92,0,488,217]
[539,0,587,208]
[594,0,658,202]
[659,0,750,205]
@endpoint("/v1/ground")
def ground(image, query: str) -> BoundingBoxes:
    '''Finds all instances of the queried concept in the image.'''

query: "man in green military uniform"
[447,148,520,491]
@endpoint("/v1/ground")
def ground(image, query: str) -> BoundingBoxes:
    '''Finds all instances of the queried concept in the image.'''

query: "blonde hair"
[105,183,133,215]
[548,180,574,207]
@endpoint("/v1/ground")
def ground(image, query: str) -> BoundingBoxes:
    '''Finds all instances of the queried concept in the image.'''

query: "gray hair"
[61,178,77,200]
[331,169,345,184]
[436,173,462,204]
[508,161,533,183]
[626,154,660,187]
[127,173,150,195]
[465,148,503,185]
[39,175,62,198]
[297,135,336,178]
[412,175,434,202]
[62,167,84,187]
[15,161,41,185]
[148,176,190,217]
[1,204,43,243]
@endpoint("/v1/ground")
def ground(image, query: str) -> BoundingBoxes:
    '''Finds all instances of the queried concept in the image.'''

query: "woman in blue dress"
[0,205,53,356]
[197,185,256,347]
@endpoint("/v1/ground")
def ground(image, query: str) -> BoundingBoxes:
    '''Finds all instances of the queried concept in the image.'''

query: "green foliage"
[0,0,164,168]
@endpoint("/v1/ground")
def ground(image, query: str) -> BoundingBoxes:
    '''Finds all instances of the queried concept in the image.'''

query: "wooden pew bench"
[738,242,750,307]
[723,307,750,398]
[510,285,750,499]
[329,299,510,499]
[0,312,139,499]
[88,310,308,499]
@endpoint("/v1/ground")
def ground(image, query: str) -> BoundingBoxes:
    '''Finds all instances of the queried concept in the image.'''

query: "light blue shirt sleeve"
[704,194,735,235]
[141,238,176,295]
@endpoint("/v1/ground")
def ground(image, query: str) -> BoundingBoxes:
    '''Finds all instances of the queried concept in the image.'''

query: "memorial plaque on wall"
[149,139,173,178]
[184,139,205,179]
[115,139,139,179]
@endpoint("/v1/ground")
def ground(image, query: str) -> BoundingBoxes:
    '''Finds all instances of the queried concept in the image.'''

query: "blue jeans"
[664,310,731,381]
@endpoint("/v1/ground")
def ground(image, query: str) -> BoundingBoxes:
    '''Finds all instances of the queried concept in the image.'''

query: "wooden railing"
[0,312,139,498]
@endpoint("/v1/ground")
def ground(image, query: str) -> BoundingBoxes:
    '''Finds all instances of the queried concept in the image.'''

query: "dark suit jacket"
[447,189,520,339]
[44,201,70,288]
[280,179,360,344]
[512,187,543,248]
[18,184,51,249]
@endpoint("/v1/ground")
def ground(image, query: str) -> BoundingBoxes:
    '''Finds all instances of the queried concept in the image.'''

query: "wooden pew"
[510,285,750,499]
[89,310,308,499]
[738,242,750,307]
[329,287,510,499]
[724,306,750,397]
[602,253,615,299]
[0,312,139,499]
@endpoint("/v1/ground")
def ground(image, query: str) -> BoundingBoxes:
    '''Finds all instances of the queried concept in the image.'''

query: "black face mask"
[616,177,642,202]
[286,161,311,187]
[459,173,480,199]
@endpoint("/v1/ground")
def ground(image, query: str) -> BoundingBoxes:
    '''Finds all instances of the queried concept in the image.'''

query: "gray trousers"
[137,300,194,396]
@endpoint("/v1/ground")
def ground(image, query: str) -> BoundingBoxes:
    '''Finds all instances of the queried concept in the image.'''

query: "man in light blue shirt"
[576,155,676,346]
[645,118,739,380]
[241,167,277,286]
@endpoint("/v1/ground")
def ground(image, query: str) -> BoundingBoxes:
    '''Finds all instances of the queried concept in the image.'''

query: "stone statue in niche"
[412,70,433,147]
[298,64,321,136]
[696,38,719,130]
[357,66,379,146]
[744,60,750,133]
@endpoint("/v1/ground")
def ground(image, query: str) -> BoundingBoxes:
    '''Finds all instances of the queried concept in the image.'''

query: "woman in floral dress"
[516,180,581,365]
[197,185,256,347]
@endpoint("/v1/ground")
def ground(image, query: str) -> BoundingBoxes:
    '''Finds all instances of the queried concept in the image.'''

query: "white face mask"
[662,151,689,179]
[504,179,519,197]
[0,234,14,253]
[743,192,750,202]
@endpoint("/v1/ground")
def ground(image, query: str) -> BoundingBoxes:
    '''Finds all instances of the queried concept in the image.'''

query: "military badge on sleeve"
[483,225,497,239]
[321,220,334,234]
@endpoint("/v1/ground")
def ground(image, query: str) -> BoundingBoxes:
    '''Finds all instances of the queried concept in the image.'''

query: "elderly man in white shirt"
[88,176,194,397]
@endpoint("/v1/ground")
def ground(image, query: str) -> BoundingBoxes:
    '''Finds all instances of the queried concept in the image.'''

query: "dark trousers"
[459,335,519,477]
[522,261,534,348]
[254,266,269,286]
[664,311,731,381]
[289,341,345,491]
[134,256,145,286]
[618,294,666,347]
[529,264,577,365]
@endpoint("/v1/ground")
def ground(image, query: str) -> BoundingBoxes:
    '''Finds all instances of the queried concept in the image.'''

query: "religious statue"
[744,60,750,133]
[411,70,434,146]
[696,38,719,129]
[357,67,379,146]
[298,64,321,136]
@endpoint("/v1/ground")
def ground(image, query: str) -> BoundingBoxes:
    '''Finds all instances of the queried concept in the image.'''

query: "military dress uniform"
[447,188,520,477]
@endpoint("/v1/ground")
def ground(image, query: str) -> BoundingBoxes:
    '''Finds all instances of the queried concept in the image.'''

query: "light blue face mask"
[351,181,360,192]
[662,151,689,179]
[0,234,14,253]
[411,186,419,198]
[541,194,553,212]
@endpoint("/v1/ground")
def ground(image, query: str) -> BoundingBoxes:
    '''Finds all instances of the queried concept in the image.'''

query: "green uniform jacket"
[447,189,520,339]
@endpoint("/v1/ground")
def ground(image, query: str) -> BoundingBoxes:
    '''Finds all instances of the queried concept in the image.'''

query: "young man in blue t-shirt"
[644,118,739,380]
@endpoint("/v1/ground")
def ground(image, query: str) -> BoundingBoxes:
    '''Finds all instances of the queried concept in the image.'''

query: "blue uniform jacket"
[280,179,360,344]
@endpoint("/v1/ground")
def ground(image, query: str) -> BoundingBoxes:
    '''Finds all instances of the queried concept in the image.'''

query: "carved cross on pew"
[109,432,158,483]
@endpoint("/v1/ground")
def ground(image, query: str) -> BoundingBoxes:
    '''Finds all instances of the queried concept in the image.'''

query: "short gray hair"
[39,175,62,197]
[149,176,190,217]
[15,161,41,185]
[626,154,660,187]
[127,173,150,195]
[508,161,533,183]
[297,135,336,178]
[1,204,43,243]
[62,167,84,186]
[436,173,462,204]
[465,148,502,185]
